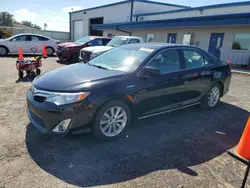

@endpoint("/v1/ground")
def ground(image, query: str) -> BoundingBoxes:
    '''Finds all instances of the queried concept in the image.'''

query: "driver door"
[134,49,187,116]
[8,35,30,54]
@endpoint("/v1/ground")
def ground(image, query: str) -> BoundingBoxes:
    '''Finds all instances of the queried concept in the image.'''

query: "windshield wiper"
[91,64,111,70]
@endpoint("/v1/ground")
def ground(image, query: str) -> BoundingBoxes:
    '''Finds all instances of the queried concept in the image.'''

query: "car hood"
[58,42,82,48]
[82,46,113,54]
[34,63,125,92]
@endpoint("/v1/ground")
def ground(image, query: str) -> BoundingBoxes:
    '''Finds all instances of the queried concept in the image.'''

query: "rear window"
[38,36,49,41]
[106,37,128,47]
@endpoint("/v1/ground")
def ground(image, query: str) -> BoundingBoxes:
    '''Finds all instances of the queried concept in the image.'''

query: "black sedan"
[26,43,231,140]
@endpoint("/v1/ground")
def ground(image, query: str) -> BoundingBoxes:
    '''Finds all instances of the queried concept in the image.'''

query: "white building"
[70,0,250,65]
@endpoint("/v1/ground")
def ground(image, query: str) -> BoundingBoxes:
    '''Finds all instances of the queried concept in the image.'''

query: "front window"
[89,46,154,72]
[147,50,180,74]
[106,37,128,47]
[75,36,93,44]
[232,33,250,50]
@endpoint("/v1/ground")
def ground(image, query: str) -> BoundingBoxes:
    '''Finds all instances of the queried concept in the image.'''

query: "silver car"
[0,33,59,56]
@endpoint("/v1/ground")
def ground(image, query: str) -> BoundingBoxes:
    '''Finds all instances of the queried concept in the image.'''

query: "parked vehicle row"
[79,36,144,63]
[56,36,111,63]
[0,33,59,56]
[26,43,231,140]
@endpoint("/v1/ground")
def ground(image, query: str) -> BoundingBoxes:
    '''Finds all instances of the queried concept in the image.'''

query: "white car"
[79,36,144,62]
[0,33,59,56]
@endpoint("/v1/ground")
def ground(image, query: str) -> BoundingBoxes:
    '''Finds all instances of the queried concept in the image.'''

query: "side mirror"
[87,43,91,47]
[140,66,161,77]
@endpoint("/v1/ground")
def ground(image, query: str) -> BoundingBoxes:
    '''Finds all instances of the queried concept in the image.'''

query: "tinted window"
[147,50,180,74]
[31,36,39,41]
[90,39,103,46]
[38,36,49,41]
[89,46,153,72]
[106,37,128,47]
[103,39,111,45]
[12,35,27,41]
[75,36,92,44]
[128,39,140,44]
[183,49,212,69]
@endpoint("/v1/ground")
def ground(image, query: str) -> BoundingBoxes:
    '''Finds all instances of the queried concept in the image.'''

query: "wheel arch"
[93,94,136,121]
[213,80,224,97]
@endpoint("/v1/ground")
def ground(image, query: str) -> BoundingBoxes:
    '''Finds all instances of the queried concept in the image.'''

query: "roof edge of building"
[69,0,189,14]
[133,1,250,17]
[92,12,250,29]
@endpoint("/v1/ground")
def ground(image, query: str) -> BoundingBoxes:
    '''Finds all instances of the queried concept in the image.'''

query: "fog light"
[52,119,71,133]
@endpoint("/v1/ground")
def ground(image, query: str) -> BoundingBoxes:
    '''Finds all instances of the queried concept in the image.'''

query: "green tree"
[0,11,13,26]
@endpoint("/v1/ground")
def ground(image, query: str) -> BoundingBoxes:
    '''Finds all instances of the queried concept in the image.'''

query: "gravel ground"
[0,57,250,188]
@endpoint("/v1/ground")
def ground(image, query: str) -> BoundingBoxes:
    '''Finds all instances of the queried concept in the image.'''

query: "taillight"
[56,42,60,44]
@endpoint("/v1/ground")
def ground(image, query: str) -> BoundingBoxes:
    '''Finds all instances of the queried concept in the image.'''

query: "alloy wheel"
[100,106,128,137]
[0,47,7,56]
[46,47,54,56]
[208,86,220,107]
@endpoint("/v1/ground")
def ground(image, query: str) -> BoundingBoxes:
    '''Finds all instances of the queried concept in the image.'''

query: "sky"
[1,0,249,32]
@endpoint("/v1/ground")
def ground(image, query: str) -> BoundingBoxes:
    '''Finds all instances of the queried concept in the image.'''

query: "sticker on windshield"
[121,38,127,40]
[139,48,154,53]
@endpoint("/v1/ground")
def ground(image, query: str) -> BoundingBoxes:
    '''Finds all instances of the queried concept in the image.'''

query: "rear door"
[29,35,42,54]
[134,49,187,116]
[180,48,215,105]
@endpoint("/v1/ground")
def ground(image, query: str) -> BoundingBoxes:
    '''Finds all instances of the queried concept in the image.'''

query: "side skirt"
[138,102,201,120]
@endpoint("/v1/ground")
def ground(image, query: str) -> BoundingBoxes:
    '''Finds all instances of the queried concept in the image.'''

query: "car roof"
[11,33,51,39]
[115,36,142,39]
[89,36,111,39]
[121,43,204,51]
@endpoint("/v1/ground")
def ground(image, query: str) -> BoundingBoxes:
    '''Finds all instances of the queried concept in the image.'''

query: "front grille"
[32,87,50,103]
[34,96,46,103]
[30,110,44,127]
[80,51,91,62]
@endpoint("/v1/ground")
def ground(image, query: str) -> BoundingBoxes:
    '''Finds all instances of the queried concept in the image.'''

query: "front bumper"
[26,89,95,134]
[56,50,70,60]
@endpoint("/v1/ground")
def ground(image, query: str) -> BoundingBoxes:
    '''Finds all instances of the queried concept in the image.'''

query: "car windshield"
[88,46,154,72]
[75,36,92,44]
[106,37,128,47]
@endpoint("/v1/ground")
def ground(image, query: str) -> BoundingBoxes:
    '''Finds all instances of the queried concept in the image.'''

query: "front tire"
[201,84,221,109]
[92,100,131,140]
[71,53,79,64]
[0,46,8,56]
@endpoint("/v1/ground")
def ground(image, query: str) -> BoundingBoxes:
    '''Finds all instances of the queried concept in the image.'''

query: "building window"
[146,34,154,43]
[232,33,250,50]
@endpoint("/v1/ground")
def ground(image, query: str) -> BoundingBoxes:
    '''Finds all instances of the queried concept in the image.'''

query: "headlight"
[46,92,90,105]
[90,53,98,59]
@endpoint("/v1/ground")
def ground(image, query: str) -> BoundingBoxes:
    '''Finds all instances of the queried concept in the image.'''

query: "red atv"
[16,56,42,78]
[16,45,47,78]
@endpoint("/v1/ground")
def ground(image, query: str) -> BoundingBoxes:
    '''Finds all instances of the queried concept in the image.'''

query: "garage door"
[73,20,83,41]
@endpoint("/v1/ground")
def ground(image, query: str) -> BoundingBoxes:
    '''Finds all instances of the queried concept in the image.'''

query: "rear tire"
[46,47,54,56]
[92,100,131,141]
[200,84,221,109]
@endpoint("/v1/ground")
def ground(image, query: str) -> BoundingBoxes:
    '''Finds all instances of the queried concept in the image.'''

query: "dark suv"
[56,36,111,63]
